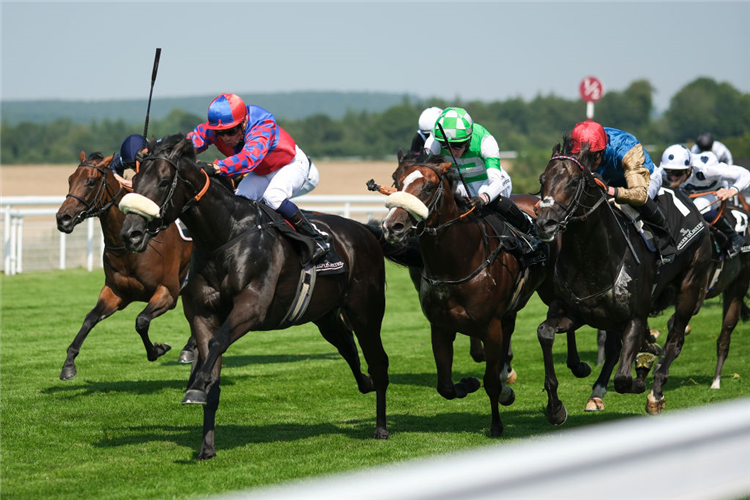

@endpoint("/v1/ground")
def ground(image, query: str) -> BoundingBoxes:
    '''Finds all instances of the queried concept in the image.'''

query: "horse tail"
[364,220,423,269]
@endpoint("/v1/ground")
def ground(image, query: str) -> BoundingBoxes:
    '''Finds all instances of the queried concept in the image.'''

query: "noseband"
[65,162,122,224]
[542,155,607,232]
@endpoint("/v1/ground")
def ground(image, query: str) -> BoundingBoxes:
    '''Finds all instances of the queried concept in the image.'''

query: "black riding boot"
[715,216,744,258]
[490,196,540,250]
[635,198,675,264]
[288,209,331,264]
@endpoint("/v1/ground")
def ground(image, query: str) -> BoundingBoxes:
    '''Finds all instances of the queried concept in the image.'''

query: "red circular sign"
[579,76,604,103]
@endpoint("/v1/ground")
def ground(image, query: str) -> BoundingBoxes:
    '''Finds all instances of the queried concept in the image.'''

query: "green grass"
[1,264,747,499]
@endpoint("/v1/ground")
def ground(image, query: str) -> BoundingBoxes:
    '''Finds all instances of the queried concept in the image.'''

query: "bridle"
[540,155,608,232]
[65,162,123,225]
[137,154,210,235]
[398,162,475,237]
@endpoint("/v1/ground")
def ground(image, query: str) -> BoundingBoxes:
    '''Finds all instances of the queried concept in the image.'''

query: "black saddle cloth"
[475,209,549,268]
[256,203,347,275]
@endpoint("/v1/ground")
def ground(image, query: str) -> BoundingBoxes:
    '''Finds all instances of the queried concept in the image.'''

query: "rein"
[688,190,726,226]
[65,162,123,224]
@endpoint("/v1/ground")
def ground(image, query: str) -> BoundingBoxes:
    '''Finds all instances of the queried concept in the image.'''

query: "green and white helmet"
[433,107,473,143]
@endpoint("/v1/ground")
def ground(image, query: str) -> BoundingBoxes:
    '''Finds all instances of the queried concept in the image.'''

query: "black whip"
[141,48,162,150]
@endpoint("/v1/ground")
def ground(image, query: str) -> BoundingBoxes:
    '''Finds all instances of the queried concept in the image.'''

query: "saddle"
[255,202,347,276]
[475,209,549,268]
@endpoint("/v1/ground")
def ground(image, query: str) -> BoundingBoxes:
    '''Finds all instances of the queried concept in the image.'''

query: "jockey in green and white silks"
[423,107,537,244]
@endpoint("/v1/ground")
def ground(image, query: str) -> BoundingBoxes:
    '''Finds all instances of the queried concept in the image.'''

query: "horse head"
[56,151,117,233]
[535,138,603,241]
[382,153,457,245]
[119,134,207,253]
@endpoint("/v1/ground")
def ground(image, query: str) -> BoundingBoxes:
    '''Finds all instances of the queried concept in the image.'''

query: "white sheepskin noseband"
[385,191,429,221]
[119,193,161,221]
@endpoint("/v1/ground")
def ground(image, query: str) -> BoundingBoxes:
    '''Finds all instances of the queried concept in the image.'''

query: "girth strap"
[278,264,317,328]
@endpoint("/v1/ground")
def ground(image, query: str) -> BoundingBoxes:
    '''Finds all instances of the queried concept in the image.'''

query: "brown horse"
[534,140,713,417]
[55,151,193,380]
[119,134,393,460]
[380,152,580,437]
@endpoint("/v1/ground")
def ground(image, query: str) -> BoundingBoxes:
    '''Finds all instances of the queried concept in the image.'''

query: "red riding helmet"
[207,93,248,130]
[570,120,608,153]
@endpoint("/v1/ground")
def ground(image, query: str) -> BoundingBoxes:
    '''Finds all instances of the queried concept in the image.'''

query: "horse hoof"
[499,386,515,406]
[546,403,568,425]
[373,427,389,440]
[490,423,504,438]
[710,378,721,390]
[646,393,665,415]
[459,377,481,394]
[178,350,194,364]
[182,389,207,405]
[649,328,661,340]
[685,325,692,336]
[60,366,77,381]
[197,450,216,461]
[584,397,605,412]
[571,362,591,379]
[502,368,517,385]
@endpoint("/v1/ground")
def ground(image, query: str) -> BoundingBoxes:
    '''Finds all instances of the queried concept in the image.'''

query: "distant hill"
[0,91,423,125]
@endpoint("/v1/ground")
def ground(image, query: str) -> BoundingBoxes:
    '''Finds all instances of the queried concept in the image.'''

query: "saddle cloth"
[476,210,549,268]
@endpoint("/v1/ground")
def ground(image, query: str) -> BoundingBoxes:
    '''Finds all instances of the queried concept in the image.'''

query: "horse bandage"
[385,191,429,221]
[119,193,161,221]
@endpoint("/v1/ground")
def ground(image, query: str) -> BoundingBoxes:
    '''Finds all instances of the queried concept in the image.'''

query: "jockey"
[424,107,538,247]
[109,134,147,188]
[570,120,676,264]
[660,145,749,258]
[691,132,734,165]
[409,106,443,155]
[187,93,330,263]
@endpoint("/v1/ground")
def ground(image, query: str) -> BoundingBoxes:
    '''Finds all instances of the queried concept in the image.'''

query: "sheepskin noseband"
[119,193,161,221]
[385,191,429,221]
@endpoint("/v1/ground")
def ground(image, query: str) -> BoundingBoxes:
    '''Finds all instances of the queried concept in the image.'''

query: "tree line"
[2,77,748,194]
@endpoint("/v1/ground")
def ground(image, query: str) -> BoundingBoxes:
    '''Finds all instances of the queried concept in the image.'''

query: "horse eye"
[85,177,97,187]
[158,178,171,189]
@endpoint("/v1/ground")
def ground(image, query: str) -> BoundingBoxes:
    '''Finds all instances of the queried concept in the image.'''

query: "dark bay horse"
[534,140,713,417]
[380,153,586,437]
[119,134,392,460]
[55,151,193,380]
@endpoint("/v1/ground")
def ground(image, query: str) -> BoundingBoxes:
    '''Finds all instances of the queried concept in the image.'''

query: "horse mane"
[87,152,105,161]
[552,134,600,170]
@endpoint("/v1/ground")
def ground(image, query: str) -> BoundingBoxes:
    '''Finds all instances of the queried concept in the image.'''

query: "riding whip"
[436,122,472,197]
[141,48,162,151]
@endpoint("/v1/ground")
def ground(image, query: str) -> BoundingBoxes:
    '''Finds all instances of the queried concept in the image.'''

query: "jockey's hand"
[605,185,618,198]
[593,174,618,198]
[197,160,217,176]
[470,194,489,209]
[366,179,380,192]
[716,187,739,201]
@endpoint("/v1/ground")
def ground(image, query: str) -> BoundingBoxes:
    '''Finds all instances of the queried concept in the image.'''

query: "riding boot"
[288,209,332,264]
[714,216,744,258]
[635,198,675,265]
[491,196,540,251]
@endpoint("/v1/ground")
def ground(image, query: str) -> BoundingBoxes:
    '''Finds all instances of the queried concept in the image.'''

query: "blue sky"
[2,1,749,112]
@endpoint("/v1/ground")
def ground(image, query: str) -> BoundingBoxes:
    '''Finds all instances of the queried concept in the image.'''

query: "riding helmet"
[659,144,692,170]
[433,107,473,143]
[207,93,248,130]
[418,107,443,135]
[570,120,608,153]
[695,132,714,152]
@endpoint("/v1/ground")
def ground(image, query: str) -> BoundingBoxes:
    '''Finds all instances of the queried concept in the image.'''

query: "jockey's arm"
[709,162,750,200]
[617,144,650,206]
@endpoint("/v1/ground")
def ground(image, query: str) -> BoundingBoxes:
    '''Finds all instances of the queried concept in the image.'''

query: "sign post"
[579,76,604,119]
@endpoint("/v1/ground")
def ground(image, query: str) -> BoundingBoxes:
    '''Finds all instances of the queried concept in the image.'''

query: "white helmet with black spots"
[660,144,692,170]
[691,150,720,169]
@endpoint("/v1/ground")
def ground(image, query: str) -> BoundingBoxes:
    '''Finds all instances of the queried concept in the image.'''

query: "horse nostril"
[391,222,405,234]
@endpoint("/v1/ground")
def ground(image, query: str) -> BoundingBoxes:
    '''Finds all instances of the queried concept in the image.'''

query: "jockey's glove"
[197,160,217,176]
[470,195,488,209]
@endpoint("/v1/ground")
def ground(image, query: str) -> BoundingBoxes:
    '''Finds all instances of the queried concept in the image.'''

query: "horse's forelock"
[87,152,105,162]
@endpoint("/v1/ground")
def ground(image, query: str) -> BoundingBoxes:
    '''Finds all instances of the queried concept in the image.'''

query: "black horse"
[119,134,404,460]
[534,139,713,417]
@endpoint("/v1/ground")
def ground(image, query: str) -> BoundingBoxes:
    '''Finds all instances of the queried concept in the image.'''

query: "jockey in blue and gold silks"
[187,93,330,263]
[570,120,675,263]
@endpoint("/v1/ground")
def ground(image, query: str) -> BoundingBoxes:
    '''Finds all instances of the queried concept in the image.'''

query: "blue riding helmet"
[111,134,146,175]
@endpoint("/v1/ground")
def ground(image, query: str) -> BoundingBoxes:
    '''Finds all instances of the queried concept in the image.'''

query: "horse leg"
[537,301,573,425]
[586,329,621,412]
[341,300,390,440]
[197,356,222,460]
[315,310,373,394]
[712,277,749,389]
[499,314,515,385]
[431,326,480,400]
[566,330,592,378]
[135,285,176,361]
[178,335,197,364]
[596,330,606,366]
[613,318,646,394]
[470,337,486,363]
[60,286,122,380]
[482,324,512,438]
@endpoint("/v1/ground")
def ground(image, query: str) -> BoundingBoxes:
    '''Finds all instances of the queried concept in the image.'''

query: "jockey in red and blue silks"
[187,93,330,263]
[571,120,675,263]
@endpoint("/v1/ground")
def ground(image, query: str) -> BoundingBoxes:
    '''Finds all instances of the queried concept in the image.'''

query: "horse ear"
[398,149,404,162]
[440,162,452,174]
[103,154,114,165]
[552,142,562,157]
[79,151,86,163]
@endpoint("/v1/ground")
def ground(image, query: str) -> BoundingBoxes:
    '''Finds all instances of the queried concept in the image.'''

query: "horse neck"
[419,190,485,278]
[176,178,256,253]
[97,172,128,248]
